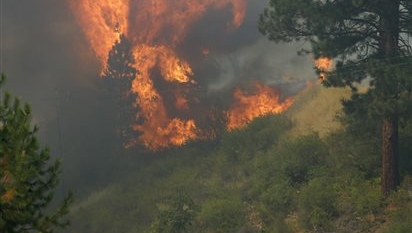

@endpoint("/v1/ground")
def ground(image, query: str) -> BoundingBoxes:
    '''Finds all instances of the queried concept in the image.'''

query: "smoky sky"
[1,0,316,194]
[2,0,111,194]
[2,0,101,136]
[3,0,99,91]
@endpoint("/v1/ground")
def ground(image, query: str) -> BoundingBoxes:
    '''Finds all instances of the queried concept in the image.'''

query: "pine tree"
[0,74,73,232]
[101,34,142,149]
[259,0,412,197]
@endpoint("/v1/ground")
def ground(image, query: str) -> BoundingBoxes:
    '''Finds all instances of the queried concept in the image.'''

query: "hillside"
[286,81,350,138]
[63,83,412,233]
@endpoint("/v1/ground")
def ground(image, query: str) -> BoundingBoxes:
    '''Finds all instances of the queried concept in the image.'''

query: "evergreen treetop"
[0,74,72,233]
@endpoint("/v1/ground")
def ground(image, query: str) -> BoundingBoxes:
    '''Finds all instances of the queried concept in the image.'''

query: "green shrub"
[220,115,292,160]
[278,133,329,186]
[350,180,382,215]
[325,131,380,179]
[199,198,246,233]
[261,179,296,215]
[298,178,338,231]
[150,193,199,233]
[384,185,412,233]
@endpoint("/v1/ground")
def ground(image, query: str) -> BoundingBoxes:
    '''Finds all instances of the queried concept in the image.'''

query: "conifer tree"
[101,34,142,149]
[0,74,73,232]
[259,0,412,197]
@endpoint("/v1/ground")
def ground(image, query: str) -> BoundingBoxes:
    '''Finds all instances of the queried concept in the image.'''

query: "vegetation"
[0,74,72,233]
[259,0,412,197]
[150,192,199,233]
[63,85,412,233]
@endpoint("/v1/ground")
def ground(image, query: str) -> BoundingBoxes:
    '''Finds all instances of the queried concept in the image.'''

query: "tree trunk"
[378,0,401,198]
[381,116,400,197]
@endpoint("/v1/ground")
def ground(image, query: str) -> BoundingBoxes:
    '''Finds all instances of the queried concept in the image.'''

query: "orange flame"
[227,82,294,131]
[69,0,296,150]
[67,0,130,68]
[315,57,333,81]
[129,0,246,45]
[130,44,199,149]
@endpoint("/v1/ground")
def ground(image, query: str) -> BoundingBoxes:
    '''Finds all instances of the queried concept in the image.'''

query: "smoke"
[2,0,111,195]
[2,0,316,193]
[198,39,313,93]
[2,0,101,135]
[3,0,99,90]
[171,0,313,96]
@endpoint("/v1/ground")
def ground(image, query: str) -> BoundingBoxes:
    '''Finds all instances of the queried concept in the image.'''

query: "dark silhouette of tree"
[259,0,412,197]
[101,34,142,150]
[0,74,73,232]
[197,100,228,143]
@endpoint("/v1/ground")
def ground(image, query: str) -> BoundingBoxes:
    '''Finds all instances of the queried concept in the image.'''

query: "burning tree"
[259,0,412,197]
[102,34,142,149]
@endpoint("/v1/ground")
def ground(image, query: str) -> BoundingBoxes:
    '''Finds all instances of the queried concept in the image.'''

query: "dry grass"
[285,81,351,138]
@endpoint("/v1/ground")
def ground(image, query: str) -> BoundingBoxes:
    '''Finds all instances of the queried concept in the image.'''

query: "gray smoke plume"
[178,0,314,95]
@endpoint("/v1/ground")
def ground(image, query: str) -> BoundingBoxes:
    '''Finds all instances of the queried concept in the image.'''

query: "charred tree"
[260,0,412,197]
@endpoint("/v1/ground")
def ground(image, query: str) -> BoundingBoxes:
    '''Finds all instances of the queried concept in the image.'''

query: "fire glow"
[227,83,294,131]
[68,0,295,150]
[315,57,333,81]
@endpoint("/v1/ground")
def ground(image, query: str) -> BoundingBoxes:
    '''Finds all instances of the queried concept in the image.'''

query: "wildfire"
[128,44,199,149]
[129,0,246,45]
[315,57,333,81]
[227,82,294,131]
[69,0,295,150]
[67,0,130,68]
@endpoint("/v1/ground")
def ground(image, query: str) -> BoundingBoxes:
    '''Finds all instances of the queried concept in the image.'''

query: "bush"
[261,178,296,215]
[199,198,246,233]
[220,115,292,160]
[298,178,338,231]
[150,193,199,233]
[278,133,328,186]
[384,183,412,233]
[350,180,382,215]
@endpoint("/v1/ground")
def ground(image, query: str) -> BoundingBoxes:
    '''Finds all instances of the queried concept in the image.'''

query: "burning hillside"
[68,0,298,150]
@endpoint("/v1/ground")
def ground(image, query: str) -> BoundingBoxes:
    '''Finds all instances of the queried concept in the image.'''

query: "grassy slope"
[285,81,350,138]
[63,83,409,233]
